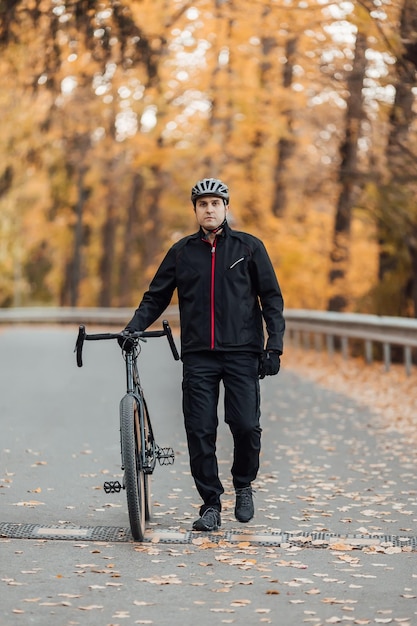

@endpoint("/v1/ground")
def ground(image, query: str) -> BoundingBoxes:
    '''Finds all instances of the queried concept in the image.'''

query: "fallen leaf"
[138,575,181,585]
[331,543,354,551]
[230,599,251,607]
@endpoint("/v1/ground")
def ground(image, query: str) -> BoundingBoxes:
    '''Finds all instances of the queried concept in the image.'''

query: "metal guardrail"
[0,306,147,326]
[1,306,416,374]
[285,309,417,375]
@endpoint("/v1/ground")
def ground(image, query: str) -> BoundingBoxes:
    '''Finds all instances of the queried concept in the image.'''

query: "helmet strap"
[204,217,227,235]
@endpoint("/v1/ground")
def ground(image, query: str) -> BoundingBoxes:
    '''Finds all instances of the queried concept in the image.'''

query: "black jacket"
[127,222,285,356]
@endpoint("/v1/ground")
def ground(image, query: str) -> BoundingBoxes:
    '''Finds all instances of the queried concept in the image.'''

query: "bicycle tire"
[120,394,145,541]
[141,398,152,521]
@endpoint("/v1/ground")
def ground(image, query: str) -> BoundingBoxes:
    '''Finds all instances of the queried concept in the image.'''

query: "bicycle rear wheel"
[120,394,145,541]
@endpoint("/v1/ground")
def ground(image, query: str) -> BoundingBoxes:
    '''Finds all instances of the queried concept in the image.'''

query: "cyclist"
[119,178,285,531]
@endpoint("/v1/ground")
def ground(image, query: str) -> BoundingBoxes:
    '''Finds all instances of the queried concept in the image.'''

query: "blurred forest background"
[0,0,416,315]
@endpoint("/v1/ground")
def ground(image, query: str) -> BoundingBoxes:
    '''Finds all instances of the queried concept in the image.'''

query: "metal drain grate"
[1,522,416,550]
[0,522,132,542]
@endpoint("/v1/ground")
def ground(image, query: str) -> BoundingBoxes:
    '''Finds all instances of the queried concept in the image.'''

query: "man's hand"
[117,330,136,353]
[259,350,281,379]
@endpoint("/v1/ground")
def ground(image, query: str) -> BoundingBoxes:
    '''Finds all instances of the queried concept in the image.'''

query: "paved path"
[0,327,416,625]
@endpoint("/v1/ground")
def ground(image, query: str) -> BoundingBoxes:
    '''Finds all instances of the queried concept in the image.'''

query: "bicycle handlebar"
[75,321,180,367]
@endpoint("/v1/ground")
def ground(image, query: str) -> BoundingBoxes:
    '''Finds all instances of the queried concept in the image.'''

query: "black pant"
[182,351,261,514]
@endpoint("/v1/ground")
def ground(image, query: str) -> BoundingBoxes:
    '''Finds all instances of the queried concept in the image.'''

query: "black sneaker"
[192,508,221,531]
[235,486,254,523]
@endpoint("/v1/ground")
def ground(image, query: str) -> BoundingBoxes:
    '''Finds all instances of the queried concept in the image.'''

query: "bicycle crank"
[156,446,175,465]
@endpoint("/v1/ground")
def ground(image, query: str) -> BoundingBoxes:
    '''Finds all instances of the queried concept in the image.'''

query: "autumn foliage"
[0,0,416,315]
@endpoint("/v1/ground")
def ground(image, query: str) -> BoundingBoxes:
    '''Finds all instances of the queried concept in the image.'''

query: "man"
[119,178,285,531]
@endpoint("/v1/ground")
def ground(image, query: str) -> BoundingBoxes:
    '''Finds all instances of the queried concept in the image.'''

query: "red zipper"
[210,238,217,349]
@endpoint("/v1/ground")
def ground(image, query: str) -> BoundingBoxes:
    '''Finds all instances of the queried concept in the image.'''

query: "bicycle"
[75,320,180,541]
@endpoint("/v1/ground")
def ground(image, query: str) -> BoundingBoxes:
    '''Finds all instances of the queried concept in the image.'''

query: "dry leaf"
[133,601,155,606]
[331,543,354,551]
[230,599,251,607]
[138,575,181,585]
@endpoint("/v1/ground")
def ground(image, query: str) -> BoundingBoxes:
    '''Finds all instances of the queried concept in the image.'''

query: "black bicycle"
[75,320,180,541]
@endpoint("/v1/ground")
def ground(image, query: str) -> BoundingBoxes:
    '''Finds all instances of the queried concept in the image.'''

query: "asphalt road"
[1,326,416,626]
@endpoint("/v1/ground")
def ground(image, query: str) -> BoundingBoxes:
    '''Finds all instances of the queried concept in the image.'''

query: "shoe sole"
[235,516,253,523]
[192,523,221,531]
[235,508,254,523]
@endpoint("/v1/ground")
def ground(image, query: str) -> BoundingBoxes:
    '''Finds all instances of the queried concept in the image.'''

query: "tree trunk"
[68,165,87,307]
[271,36,298,218]
[378,0,417,315]
[327,30,367,312]
[142,165,163,272]
[98,192,117,307]
[118,172,144,307]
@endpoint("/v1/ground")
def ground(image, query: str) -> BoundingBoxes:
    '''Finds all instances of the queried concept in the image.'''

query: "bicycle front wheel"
[120,394,145,541]
[142,397,152,521]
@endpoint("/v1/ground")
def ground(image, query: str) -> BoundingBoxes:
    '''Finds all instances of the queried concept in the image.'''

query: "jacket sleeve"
[251,240,285,354]
[125,246,177,331]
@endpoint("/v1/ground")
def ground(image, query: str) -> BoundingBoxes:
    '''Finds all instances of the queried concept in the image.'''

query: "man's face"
[195,196,228,232]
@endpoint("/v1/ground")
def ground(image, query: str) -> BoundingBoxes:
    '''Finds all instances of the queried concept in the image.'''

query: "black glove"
[259,350,281,379]
[117,329,136,353]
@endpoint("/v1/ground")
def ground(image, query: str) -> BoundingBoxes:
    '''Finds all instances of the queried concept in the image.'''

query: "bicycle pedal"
[157,447,175,466]
[103,480,122,493]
